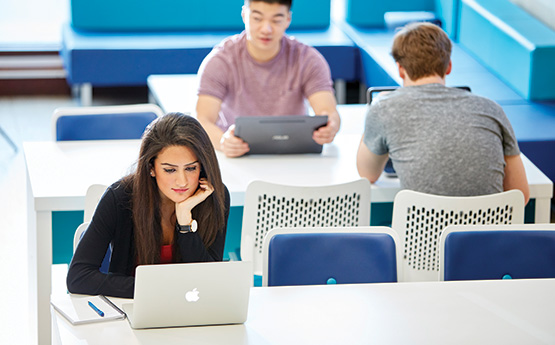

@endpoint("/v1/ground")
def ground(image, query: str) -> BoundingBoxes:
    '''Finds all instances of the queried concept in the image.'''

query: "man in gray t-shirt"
[356,22,529,202]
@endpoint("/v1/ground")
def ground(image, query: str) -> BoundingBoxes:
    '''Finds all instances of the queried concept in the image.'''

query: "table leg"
[534,197,551,223]
[28,176,53,345]
[334,79,346,105]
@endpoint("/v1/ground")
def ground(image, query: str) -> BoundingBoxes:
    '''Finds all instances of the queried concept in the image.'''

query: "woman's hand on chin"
[175,178,214,225]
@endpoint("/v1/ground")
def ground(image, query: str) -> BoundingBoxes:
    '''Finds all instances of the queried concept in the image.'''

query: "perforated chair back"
[53,104,163,141]
[262,227,400,286]
[440,224,555,281]
[84,184,108,223]
[391,189,525,282]
[241,179,372,275]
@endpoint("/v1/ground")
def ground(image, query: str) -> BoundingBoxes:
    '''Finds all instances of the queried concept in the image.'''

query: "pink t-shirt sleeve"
[197,50,231,101]
[300,46,334,98]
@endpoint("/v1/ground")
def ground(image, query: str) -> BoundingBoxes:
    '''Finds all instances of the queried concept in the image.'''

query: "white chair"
[73,222,90,252]
[262,226,401,287]
[73,184,110,272]
[439,223,555,281]
[391,189,525,282]
[74,184,107,250]
[84,184,108,223]
[72,221,111,273]
[52,103,164,141]
[240,179,372,276]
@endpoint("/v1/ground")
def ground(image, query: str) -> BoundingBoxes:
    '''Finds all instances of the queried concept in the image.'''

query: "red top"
[160,244,174,264]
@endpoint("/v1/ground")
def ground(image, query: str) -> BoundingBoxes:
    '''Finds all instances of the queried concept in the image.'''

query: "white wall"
[510,0,555,31]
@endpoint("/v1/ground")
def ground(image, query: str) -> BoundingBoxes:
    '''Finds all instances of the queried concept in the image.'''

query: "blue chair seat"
[53,104,163,141]
[440,224,555,281]
[263,227,399,287]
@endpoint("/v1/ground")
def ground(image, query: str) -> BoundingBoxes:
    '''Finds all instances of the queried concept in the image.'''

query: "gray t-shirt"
[197,31,334,131]
[363,84,520,196]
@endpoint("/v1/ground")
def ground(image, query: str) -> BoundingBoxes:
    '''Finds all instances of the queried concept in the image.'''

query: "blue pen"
[88,301,105,317]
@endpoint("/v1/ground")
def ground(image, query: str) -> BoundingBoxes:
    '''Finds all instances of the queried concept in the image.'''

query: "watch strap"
[176,219,197,233]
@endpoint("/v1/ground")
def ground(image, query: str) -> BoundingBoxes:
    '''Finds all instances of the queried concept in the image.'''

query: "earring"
[150,171,155,177]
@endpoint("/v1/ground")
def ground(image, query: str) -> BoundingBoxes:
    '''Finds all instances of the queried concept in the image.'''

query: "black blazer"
[67,180,230,298]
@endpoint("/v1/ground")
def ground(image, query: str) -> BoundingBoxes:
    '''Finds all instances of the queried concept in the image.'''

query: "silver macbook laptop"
[235,115,328,154]
[122,261,253,329]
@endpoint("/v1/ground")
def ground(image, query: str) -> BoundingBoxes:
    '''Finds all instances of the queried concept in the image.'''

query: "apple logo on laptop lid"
[185,288,200,302]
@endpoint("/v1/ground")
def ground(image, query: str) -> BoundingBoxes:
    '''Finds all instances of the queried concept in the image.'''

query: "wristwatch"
[176,219,198,234]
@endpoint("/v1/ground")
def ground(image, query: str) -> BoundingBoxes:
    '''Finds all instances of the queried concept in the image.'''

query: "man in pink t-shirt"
[196,0,341,158]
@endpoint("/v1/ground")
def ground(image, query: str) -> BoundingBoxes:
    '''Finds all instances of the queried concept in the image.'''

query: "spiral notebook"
[51,294,126,325]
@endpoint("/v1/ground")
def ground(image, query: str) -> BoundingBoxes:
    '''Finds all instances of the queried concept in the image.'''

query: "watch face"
[191,219,198,232]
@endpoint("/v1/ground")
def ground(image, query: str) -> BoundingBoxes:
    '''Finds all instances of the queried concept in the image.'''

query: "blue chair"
[439,224,555,281]
[262,227,400,287]
[52,103,163,141]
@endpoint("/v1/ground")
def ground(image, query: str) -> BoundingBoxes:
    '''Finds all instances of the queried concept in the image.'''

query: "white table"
[146,73,553,212]
[52,278,555,344]
[25,103,553,345]
[147,74,199,115]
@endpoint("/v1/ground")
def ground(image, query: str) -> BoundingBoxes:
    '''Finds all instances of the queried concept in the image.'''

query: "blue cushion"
[459,0,555,100]
[504,101,555,186]
[55,112,158,141]
[444,231,555,281]
[434,0,460,38]
[61,23,358,86]
[337,22,527,103]
[267,233,397,286]
[70,0,331,32]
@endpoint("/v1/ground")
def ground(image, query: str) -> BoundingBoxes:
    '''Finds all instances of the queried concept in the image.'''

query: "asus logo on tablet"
[272,135,289,141]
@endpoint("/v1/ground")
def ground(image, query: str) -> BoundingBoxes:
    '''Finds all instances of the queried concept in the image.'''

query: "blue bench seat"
[337,22,526,105]
[60,22,358,104]
[458,0,555,101]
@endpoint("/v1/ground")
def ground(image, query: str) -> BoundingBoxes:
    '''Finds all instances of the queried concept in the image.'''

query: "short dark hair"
[391,22,452,80]
[244,0,292,10]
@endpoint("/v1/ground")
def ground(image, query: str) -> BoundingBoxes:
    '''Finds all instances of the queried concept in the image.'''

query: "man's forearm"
[356,139,388,183]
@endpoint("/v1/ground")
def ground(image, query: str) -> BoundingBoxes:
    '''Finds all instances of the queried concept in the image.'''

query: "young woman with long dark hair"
[67,113,229,298]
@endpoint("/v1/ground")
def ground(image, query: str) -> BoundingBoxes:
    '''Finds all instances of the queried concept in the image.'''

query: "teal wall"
[71,0,331,32]
[52,211,84,265]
